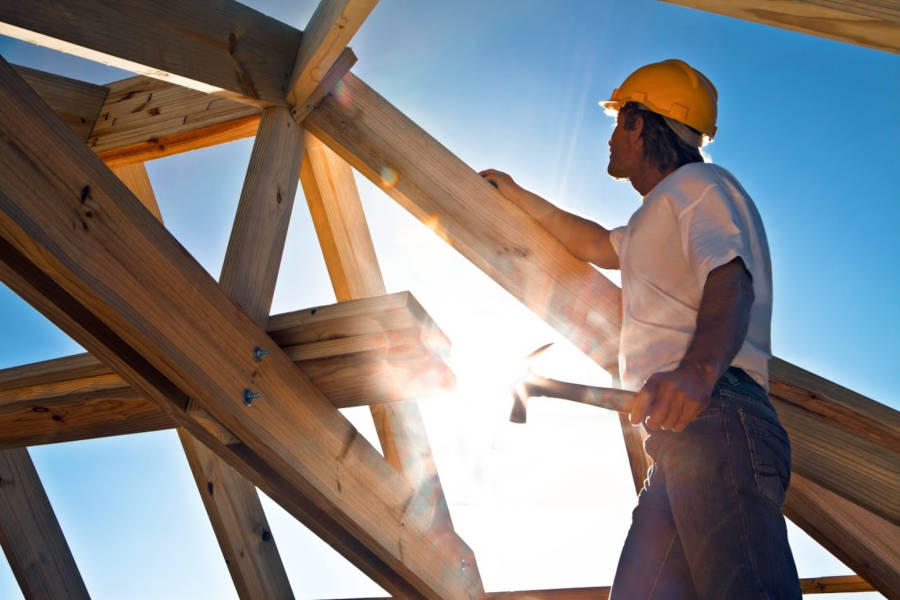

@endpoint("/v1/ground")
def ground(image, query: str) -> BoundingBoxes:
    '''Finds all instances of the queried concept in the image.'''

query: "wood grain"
[0,448,90,599]
[659,0,900,53]
[0,0,301,105]
[0,56,476,599]
[13,64,107,142]
[785,473,900,594]
[90,75,261,166]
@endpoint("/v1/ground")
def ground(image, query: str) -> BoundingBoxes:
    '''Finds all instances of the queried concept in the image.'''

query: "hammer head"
[509,382,528,424]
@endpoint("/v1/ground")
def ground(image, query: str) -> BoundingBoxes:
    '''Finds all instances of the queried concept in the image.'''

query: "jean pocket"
[738,409,791,508]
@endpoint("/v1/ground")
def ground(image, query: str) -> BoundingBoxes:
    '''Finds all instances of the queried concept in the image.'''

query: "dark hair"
[620,102,703,172]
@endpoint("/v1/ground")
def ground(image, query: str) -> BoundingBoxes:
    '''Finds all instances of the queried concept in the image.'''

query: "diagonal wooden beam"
[0,56,478,599]
[303,72,900,594]
[769,358,900,525]
[300,131,484,593]
[286,0,377,120]
[304,73,623,370]
[0,0,302,106]
[0,448,90,599]
[786,473,900,592]
[659,0,900,54]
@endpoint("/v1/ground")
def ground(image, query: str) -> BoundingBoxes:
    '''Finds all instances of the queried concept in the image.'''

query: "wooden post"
[300,131,483,592]
[0,448,90,599]
[178,106,304,600]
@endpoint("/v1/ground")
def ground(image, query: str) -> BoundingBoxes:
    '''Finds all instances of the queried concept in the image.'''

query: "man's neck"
[631,164,677,197]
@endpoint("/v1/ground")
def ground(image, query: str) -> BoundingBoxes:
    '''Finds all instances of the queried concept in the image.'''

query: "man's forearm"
[679,257,755,388]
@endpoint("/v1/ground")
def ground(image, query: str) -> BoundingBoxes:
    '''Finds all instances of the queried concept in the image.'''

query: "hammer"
[509,343,636,423]
[510,375,636,423]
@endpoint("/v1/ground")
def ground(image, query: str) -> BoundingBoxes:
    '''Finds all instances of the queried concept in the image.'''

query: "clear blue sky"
[0,1,897,598]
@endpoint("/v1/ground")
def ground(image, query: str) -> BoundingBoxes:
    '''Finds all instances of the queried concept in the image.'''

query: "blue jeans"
[611,368,800,599]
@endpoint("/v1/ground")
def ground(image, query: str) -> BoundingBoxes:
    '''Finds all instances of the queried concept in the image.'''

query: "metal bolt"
[243,389,260,406]
[253,346,269,362]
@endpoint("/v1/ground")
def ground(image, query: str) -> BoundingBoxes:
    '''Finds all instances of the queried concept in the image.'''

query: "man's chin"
[607,165,630,181]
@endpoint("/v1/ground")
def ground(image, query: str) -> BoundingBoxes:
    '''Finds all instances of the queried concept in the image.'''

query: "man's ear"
[629,113,644,145]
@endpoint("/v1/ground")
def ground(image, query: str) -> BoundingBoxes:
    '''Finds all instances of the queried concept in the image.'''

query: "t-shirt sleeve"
[608,226,626,257]
[677,184,753,284]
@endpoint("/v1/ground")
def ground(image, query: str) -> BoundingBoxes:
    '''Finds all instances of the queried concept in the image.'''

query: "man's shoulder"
[654,162,748,207]
[665,162,735,187]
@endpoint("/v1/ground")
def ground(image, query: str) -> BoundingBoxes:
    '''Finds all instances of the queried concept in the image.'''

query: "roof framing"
[1,0,898,596]
[0,55,478,599]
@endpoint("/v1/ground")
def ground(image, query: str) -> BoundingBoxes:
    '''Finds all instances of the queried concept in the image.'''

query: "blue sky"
[0,1,897,598]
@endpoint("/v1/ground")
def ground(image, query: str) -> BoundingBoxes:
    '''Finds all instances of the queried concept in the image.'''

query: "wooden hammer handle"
[524,375,636,413]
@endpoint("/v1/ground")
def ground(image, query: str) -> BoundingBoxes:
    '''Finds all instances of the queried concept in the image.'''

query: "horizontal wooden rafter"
[0,293,453,449]
[303,71,900,593]
[659,0,900,53]
[323,574,875,599]
[0,0,302,106]
[88,74,261,167]
[0,56,480,599]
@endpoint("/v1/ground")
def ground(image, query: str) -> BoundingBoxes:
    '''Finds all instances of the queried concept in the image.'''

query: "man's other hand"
[478,169,521,200]
[630,366,716,432]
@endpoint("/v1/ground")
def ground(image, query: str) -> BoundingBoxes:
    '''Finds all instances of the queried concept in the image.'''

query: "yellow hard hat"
[601,59,718,140]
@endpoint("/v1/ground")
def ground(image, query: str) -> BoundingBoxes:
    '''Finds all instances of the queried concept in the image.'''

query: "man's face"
[607,111,641,180]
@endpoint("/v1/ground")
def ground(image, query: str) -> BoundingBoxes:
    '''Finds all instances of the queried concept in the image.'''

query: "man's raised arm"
[479,169,619,269]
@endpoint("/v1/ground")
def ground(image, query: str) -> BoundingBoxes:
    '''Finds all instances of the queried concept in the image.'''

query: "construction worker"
[480,59,800,598]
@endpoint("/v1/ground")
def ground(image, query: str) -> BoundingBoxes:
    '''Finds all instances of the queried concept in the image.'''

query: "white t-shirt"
[608,162,772,392]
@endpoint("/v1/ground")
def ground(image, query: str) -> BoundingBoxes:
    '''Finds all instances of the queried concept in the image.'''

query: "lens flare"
[333,79,352,106]
[380,166,399,188]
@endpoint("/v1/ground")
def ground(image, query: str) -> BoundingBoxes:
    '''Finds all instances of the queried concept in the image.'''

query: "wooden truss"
[0,1,897,598]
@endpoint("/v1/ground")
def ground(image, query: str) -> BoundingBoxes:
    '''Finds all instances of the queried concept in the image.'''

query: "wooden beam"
[301,132,386,303]
[304,73,900,591]
[286,0,377,119]
[13,65,108,142]
[323,574,876,599]
[90,75,261,168]
[300,131,483,592]
[0,448,90,599]
[179,430,294,599]
[0,0,302,106]
[770,358,900,525]
[110,163,162,221]
[0,56,478,599]
[304,73,623,372]
[659,0,900,54]
[0,292,454,449]
[799,574,875,593]
[786,473,900,594]
[219,107,305,324]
